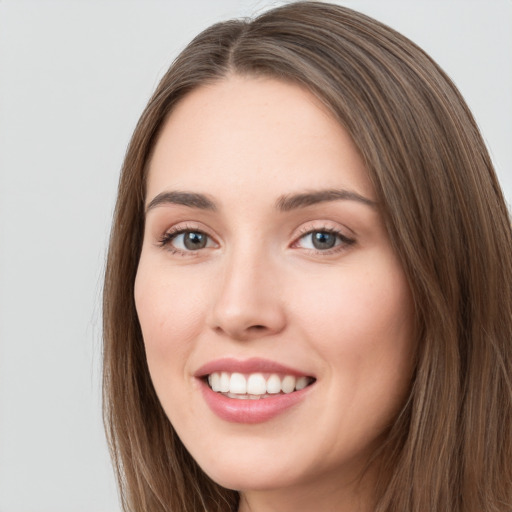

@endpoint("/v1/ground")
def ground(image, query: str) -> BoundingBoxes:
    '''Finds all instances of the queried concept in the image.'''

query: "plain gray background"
[0,1,510,510]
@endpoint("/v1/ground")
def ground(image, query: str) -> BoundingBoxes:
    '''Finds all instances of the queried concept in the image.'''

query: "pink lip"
[199,381,312,424]
[195,357,315,424]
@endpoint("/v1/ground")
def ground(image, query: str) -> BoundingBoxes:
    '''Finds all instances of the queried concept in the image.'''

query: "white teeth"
[266,374,282,394]
[247,373,267,395]
[209,372,221,392]
[226,392,249,399]
[229,373,247,394]
[207,371,313,396]
[295,376,309,391]
[219,372,230,392]
[281,375,296,394]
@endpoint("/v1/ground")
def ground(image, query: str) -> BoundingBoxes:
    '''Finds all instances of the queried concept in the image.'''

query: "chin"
[187,443,303,492]
[202,464,297,493]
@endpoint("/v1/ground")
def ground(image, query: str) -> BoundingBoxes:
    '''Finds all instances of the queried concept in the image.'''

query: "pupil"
[184,232,207,250]
[313,231,336,250]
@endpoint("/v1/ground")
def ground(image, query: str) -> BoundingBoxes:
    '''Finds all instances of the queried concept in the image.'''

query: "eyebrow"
[145,188,376,214]
[275,189,376,211]
[145,191,217,213]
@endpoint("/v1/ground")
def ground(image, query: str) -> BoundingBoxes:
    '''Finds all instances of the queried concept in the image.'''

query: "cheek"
[134,262,210,426]
[297,262,412,342]
[292,252,415,395]
[134,263,205,366]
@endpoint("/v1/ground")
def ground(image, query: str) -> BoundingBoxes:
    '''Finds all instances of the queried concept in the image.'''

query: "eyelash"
[157,225,355,257]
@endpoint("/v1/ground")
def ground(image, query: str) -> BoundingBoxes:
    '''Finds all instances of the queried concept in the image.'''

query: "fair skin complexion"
[135,75,415,512]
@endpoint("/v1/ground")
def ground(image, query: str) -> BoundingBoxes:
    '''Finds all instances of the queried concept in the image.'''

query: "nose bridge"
[209,236,285,340]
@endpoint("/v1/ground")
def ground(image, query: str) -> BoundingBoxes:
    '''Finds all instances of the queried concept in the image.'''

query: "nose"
[208,247,287,341]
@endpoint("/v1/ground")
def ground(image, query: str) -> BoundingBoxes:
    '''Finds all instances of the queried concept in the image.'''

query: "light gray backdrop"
[0,1,510,511]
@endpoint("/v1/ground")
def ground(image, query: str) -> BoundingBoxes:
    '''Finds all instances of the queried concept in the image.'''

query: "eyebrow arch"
[145,191,217,214]
[275,189,377,211]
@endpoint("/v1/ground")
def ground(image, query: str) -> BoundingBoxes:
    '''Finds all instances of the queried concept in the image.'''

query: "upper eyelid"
[166,225,213,237]
[293,228,355,245]
[159,222,214,238]
[292,220,355,239]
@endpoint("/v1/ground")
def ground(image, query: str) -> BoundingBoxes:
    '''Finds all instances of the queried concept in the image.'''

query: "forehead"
[146,75,373,204]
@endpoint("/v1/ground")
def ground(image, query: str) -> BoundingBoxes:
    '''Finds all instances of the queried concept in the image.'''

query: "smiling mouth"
[206,372,316,400]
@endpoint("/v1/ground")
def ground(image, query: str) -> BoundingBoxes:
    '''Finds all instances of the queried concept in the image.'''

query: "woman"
[103,2,512,511]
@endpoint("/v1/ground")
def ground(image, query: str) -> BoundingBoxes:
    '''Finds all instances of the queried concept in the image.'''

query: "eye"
[159,228,216,253]
[295,229,355,252]
[175,231,210,250]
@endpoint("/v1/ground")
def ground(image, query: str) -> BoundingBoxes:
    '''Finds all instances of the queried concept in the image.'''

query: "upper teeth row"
[208,372,311,395]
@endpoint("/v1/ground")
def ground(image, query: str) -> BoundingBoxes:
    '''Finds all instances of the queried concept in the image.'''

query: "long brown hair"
[103,2,512,510]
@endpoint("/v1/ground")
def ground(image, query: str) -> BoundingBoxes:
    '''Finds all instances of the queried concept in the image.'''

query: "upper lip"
[194,357,314,378]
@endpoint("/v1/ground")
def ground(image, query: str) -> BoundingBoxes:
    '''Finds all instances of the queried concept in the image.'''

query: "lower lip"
[199,380,313,424]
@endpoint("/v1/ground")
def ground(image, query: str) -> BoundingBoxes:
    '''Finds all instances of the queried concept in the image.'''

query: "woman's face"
[135,76,415,507]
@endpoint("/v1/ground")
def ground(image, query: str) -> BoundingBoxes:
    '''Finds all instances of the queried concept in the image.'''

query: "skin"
[134,75,416,512]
